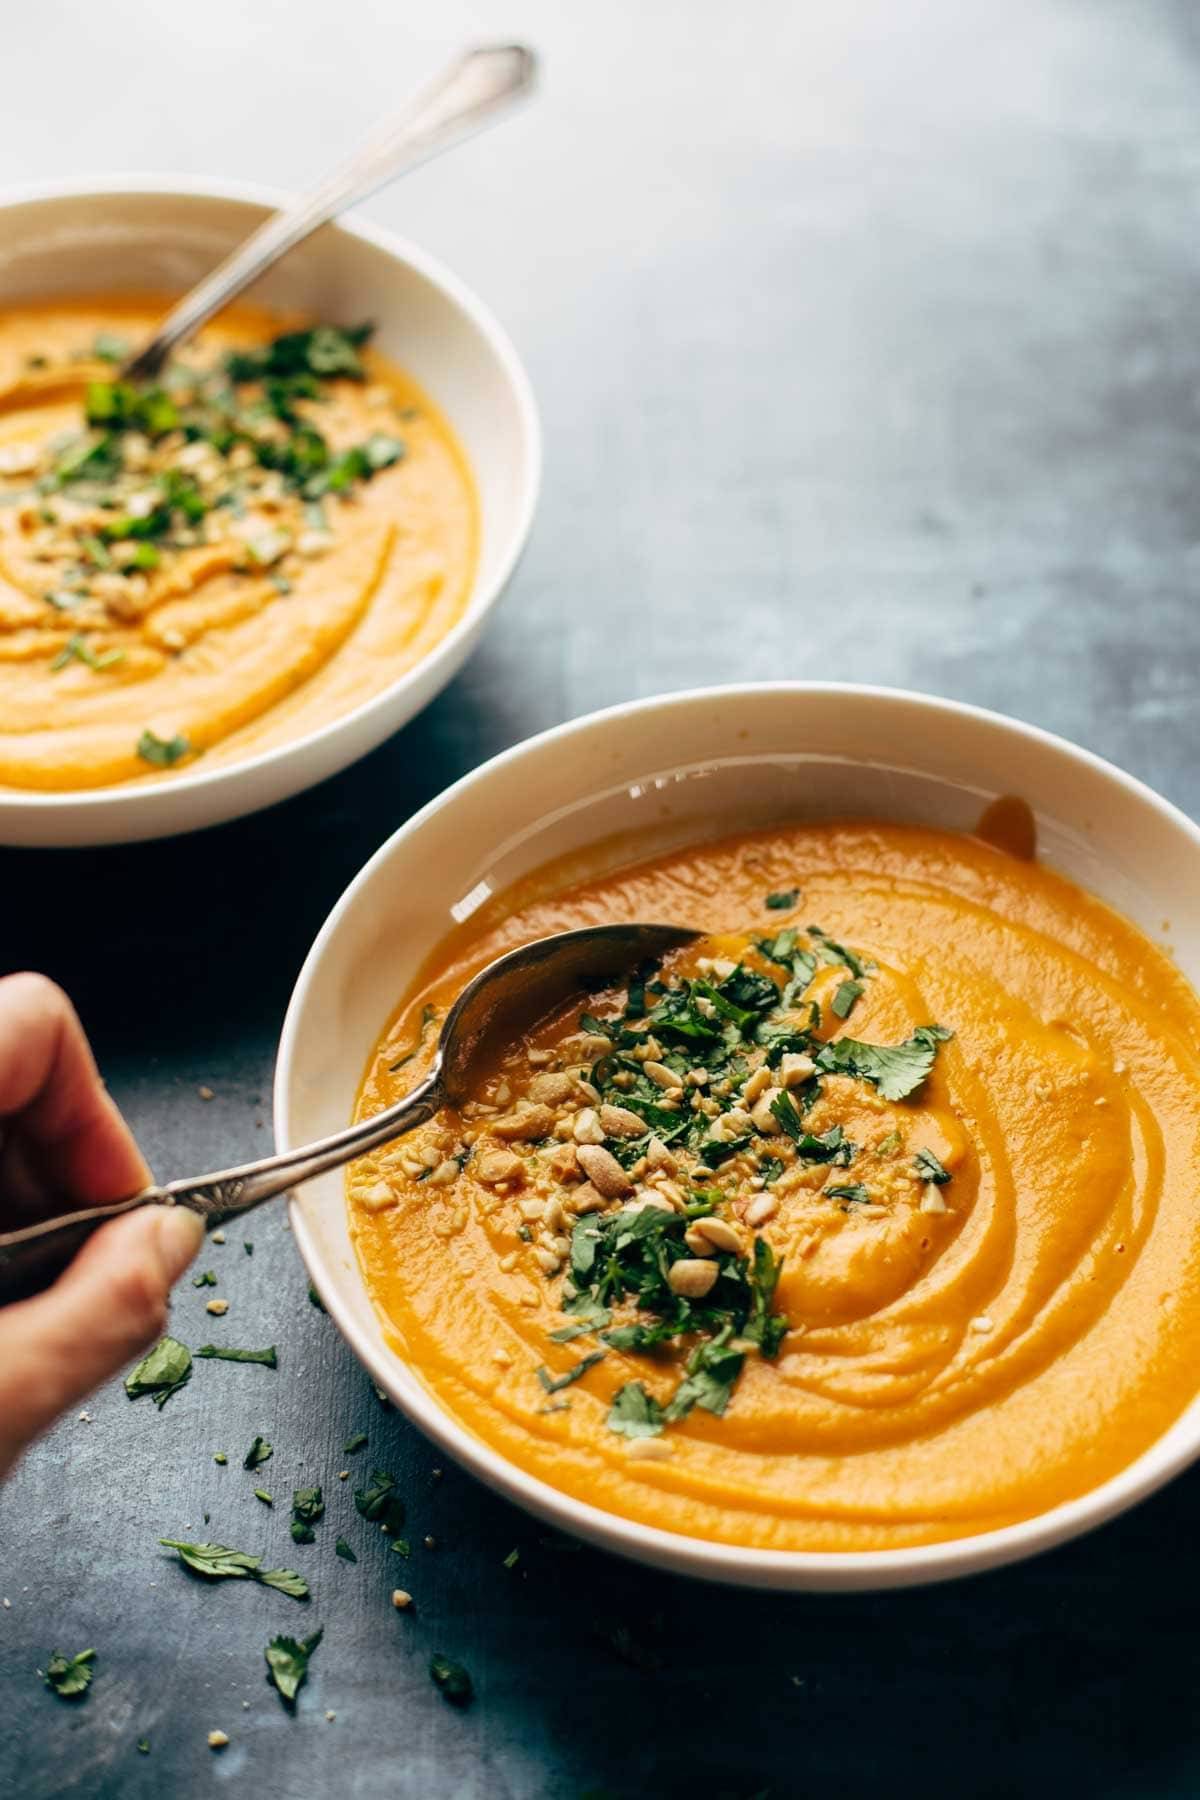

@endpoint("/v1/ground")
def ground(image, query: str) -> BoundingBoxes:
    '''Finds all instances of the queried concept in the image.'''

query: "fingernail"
[155,1206,205,1283]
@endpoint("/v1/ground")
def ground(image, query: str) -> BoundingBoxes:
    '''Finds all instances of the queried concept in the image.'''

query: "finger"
[0,1204,202,1475]
[0,972,150,1211]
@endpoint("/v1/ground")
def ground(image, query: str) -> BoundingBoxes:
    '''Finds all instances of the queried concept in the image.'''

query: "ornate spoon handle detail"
[0,1076,440,1304]
[122,45,535,381]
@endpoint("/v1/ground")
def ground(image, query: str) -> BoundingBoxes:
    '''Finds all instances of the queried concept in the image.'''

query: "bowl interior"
[0,186,531,611]
[278,685,1200,1586]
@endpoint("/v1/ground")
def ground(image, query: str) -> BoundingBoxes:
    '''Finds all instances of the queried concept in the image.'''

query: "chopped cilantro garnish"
[535,1351,605,1394]
[226,323,373,383]
[243,1435,272,1470]
[831,978,863,1020]
[50,633,123,673]
[430,1655,474,1706]
[607,1382,666,1439]
[159,1540,308,1598]
[827,1183,872,1206]
[354,1469,406,1534]
[43,1648,95,1699]
[335,1538,357,1563]
[136,729,190,768]
[124,1336,191,1408]
[290,1487,324,1542]
[265,1629,322,1704]
[769,1098,853,1163]
[765,889,800,910]
[195,1344,277,1367]
[808,925,870,979]
[816,1025,952,1101]
[914,1147,952,1184]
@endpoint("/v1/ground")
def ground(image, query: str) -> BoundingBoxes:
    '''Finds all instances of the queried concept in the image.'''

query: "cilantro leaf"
[768,1096,853,1163]
[227,323,373,383]
[827,1183,872,1205]
[353,1469,406,1534]
[430,1655,474,1706]
[831,978,863,1020]
[159,1540,310,1599]
[124,1336,191,1408]
[265,1629,323,1704]
[914,1147,951,1185]
[535,1351,606,1394]
[342,1432,368,1454]
[160,1540,260,1580]
[243,1435,272,1470]
[259,1568,310,1598]
[335,1537,357,1563]
[606,1382,666,1438]
[765,889,800,910]
[665,1334,745,1421]
[743,1238,788,1357]
[816,1025,951,1101]
[292,1487,324,1525]
[195,1344,277,1367]
[43,1648,95,1699]
[756,927,798,965]
[136,729,190,769]
[808,926,869,979]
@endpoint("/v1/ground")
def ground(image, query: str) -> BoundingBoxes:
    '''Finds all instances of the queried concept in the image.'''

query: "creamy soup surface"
[0,298,476,790]
[348,821,1200,1553]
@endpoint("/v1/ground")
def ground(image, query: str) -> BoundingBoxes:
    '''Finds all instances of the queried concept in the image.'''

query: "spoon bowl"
[0,923,695,1304]
[438,922,696,1101]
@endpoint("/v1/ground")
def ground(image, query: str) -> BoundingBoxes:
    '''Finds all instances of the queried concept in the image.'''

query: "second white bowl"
[0,179,541,846]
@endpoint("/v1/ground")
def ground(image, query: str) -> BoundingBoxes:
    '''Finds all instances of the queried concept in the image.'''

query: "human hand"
[0,973,202,1477]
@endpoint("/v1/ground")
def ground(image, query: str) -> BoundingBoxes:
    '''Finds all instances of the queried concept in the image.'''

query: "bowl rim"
[0,172,543,820]
[276,680,1200,1589]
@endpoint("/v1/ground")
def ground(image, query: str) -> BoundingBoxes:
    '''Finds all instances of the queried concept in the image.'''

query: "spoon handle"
[122,43,536,380]
[0,1075,440,1305]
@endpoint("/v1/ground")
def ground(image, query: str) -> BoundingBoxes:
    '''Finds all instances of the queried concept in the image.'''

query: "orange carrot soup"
[346,821,1200,1552]
[0,297,476,789]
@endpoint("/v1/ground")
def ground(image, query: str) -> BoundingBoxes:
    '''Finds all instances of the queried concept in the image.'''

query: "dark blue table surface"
[3,2,1200,1794]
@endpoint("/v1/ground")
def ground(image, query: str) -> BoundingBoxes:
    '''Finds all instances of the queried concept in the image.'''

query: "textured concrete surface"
[4,0,1200,1794]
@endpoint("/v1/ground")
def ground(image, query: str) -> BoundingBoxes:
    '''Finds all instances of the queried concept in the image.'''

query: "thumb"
[0,1205,203,1474]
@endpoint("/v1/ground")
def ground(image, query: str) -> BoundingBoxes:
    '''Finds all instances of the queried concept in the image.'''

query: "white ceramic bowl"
[276,683,1200,1590]
[0,178,540,846]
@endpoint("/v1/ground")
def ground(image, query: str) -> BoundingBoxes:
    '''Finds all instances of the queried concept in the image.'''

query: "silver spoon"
[120,42,536,382]
[0,923,697,1303]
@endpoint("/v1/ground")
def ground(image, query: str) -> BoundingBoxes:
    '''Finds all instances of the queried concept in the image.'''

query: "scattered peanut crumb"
[423,1535,436,1550]
[78,1411,92,1423]
[206,1298,229,1316]
[198,1086,215,1101]
[392,1589,412,1609]
[211,1230,226,1244]
[325,1710,337,1722]
[338,1470,349,1480]
[207,1730,229,1750]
